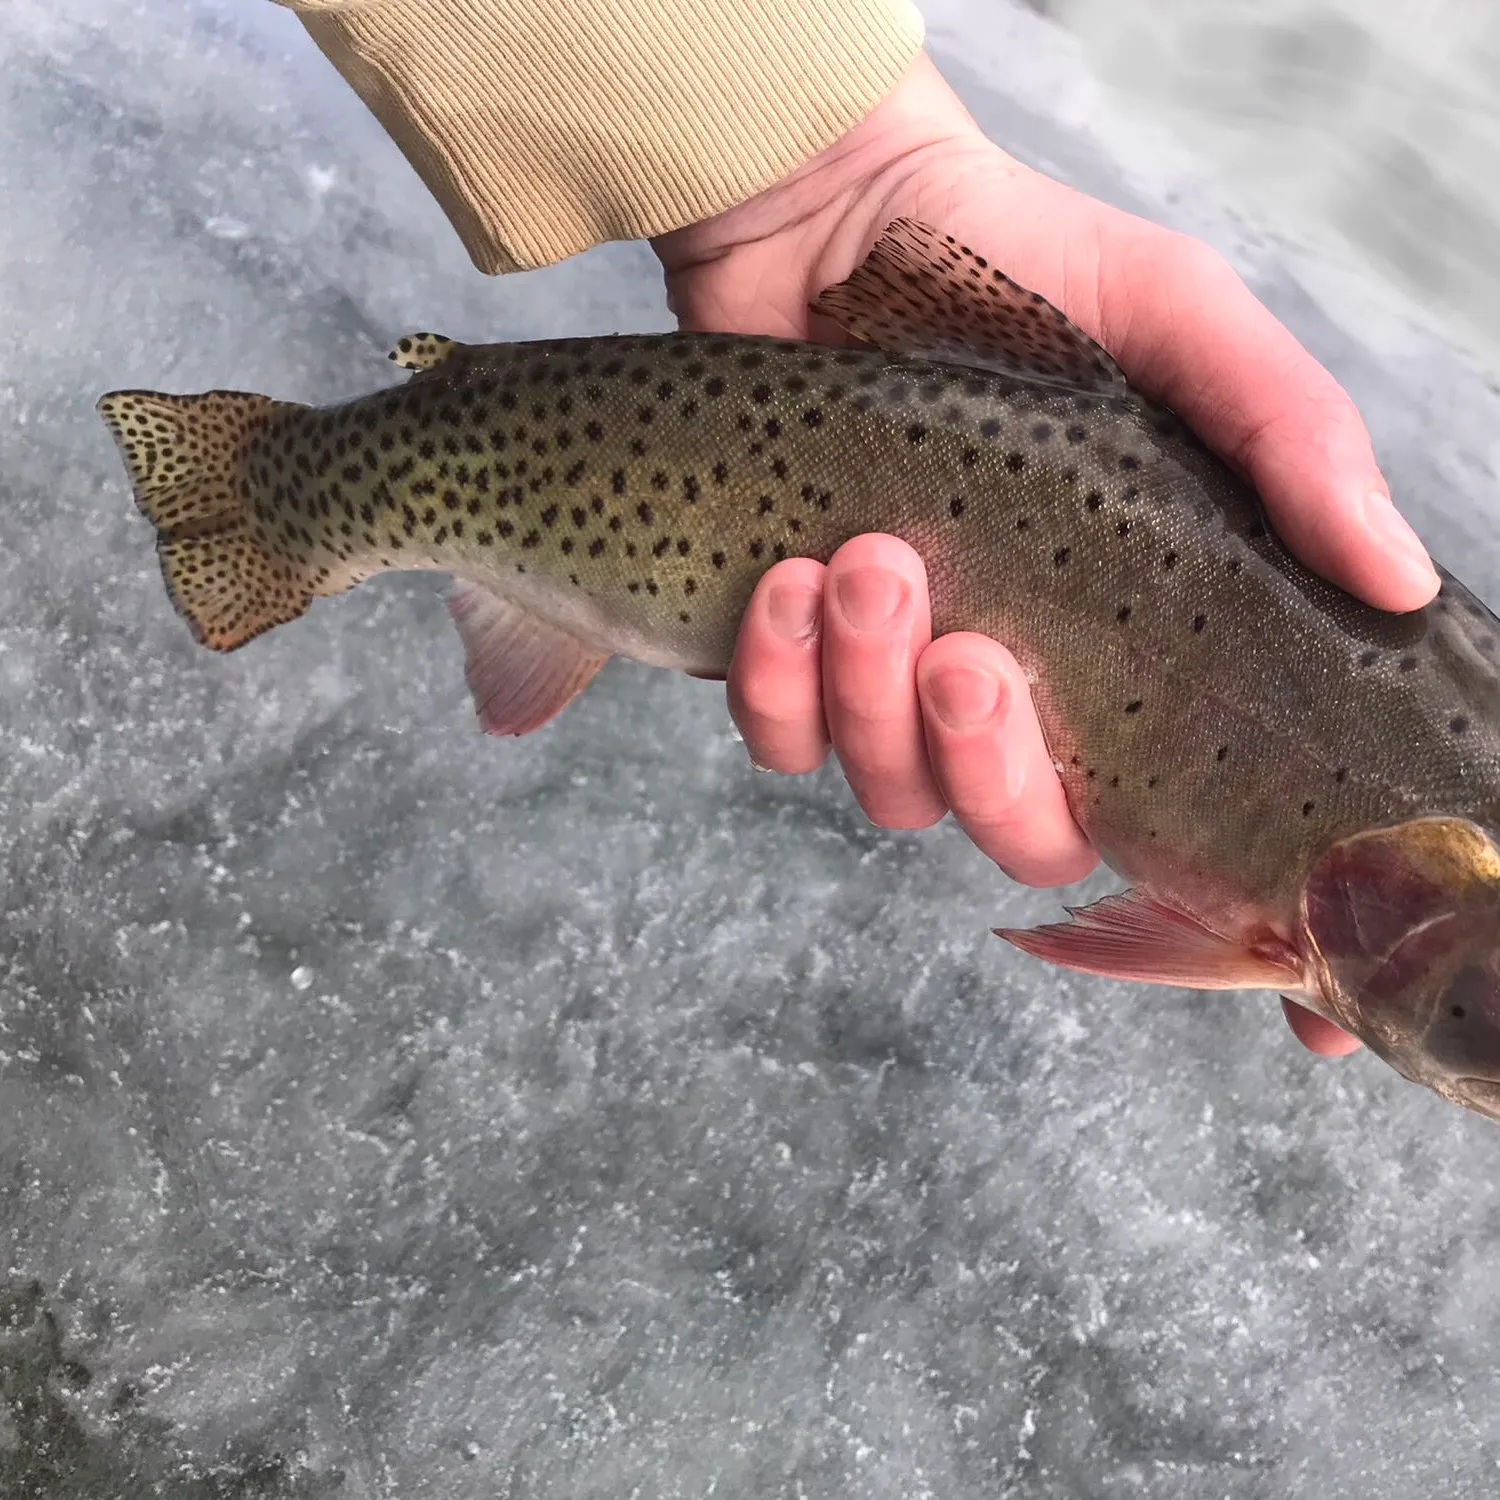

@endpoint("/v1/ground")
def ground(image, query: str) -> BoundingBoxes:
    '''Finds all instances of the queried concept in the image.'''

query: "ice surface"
[2,1,1500,1495]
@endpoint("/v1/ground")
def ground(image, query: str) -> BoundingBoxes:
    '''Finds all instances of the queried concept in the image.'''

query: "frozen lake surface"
[2,1,1499,1494]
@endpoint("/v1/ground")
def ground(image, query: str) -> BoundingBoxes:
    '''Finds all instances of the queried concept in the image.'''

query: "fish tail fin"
[97,388,315,652]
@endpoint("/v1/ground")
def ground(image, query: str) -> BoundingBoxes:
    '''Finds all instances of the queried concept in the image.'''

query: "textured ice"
[3,1,1500,1495]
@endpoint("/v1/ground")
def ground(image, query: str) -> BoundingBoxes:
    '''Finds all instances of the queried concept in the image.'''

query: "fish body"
[98,220,1500,1122]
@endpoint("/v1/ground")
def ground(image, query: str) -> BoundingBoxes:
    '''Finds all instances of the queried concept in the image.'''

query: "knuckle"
[1170,233,1235,287]
[730,670,813,733]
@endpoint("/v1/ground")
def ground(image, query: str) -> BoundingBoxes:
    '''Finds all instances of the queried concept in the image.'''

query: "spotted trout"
[98,219,1500,1122]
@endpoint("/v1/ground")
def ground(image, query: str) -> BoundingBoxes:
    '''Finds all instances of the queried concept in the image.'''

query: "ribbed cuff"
[271,0,926,273]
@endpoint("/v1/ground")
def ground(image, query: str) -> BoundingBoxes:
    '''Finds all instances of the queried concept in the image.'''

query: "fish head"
[1300,816,1500,1119]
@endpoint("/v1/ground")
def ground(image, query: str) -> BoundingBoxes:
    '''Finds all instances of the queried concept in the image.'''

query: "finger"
[1094,214,1439,613]
[915,632,1098,887]
[1281,996,1364,1057]
[727,557,829,774]
[822,534,947,828]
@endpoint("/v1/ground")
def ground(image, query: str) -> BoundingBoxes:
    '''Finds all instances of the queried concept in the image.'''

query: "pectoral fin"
[447,583,608,736]
[995,889,1302,991]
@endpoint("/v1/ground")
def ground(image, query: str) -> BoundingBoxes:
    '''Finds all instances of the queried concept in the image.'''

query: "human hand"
[652,53,1439,1057]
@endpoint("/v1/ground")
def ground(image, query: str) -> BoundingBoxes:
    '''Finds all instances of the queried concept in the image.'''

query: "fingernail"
[1362,489,1439,588]
[926,665,1003,729]
[766,584,821,642]
[835,568,907,632]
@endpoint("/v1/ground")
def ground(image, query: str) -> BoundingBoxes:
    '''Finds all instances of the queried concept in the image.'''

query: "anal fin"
[448,583,609,736]
[995,889,1302,991]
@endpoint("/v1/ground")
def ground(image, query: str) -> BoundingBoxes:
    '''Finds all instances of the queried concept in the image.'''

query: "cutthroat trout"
[98,219,1500,1123]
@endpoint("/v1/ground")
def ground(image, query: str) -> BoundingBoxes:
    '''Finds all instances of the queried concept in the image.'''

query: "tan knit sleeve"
[268,0,925,274]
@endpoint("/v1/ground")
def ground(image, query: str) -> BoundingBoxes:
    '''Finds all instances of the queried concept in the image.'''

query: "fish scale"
[96,217,1500,1123]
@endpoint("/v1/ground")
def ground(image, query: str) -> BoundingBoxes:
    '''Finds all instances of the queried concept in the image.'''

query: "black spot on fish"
[758,497,774,515]
[1085,491,1103,510]
[705,377,726,398]
[980,419,1002,438]
[1193,614,1206,633]
[1359,650,1379,668]
[803,409,824,428]
[1163,551,1178,570]
[961,447,980,467]
[764,418,782,438]
[1452,716,1470,734]
[1005,453,1025,473]
[637,502,654,524]
[712,551,726,569]
[1116,605,1131,622]
[1302,801,1315,817]
[1032,422,1053,442]
[1125,700,1143,714]
[1053,547,1070,566]
[1066,425,1087,443]
[950,497,966,518]
[612,470,628,494]
[907,424,927,445]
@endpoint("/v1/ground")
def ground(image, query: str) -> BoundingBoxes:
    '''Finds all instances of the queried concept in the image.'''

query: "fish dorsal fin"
[995,889,1303,991]
[812,217,1129,396]
[447,582,609,736]
[388,332,464,373]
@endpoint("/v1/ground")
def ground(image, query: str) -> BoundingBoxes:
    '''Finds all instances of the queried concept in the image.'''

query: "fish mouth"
[1454,1078,1500,1119]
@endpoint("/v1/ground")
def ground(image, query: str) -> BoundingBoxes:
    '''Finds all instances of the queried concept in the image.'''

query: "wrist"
[652,54,1007,283]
